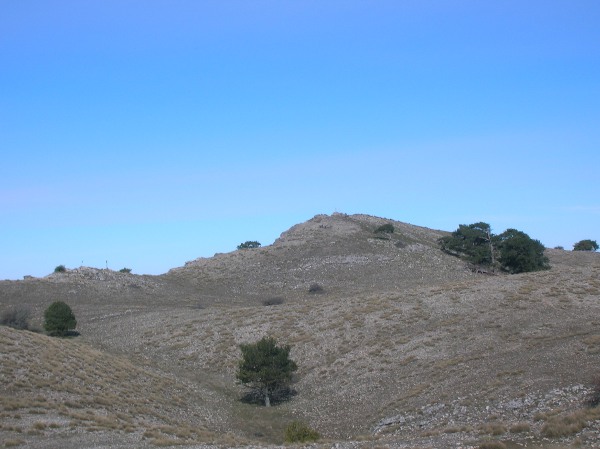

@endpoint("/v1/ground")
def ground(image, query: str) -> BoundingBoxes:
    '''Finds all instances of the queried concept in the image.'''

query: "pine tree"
[44,301,77,336]
[237,336,297,407]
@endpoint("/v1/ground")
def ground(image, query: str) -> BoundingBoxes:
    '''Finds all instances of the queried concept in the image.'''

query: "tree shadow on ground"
[240,387,297,406]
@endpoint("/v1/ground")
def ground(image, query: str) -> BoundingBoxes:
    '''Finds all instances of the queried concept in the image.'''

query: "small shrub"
[262,297,284,306]
[479,422,506,435]
[0,306,31,330]
[33,421,47,430]
[586,376,600,408]
[119,268,132,273]
[554,245,564,250]
[284,421,320,443]
[54,265,66,273]
[308,283,324,294]
[375,223,395,234]
[237,241,261,250]
[44,301,77,337]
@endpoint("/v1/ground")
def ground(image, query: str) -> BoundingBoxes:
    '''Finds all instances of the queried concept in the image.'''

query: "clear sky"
[1,1,599,280]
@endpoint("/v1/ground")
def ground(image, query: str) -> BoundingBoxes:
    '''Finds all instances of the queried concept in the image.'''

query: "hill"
[1,213,600,448]
[166,212,475,303]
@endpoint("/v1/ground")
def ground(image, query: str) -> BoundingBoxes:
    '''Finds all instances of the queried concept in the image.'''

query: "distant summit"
[166,213,474,303]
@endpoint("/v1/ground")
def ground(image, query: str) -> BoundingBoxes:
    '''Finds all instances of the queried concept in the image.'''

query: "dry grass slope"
[0,326,242,448]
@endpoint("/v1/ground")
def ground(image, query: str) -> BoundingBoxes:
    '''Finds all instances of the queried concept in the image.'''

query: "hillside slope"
[0,326,243,448]
[80,248,600,445]
[1,213,600,448]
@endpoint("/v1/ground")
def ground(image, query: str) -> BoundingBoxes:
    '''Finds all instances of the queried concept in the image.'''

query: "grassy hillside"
[1,213,599,448]
[0,326,246,448]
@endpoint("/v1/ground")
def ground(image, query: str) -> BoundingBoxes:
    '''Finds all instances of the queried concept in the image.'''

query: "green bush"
[237,241,261,250]
[54,265,66,273]
[284,421,320,443]
[0,306,31,330]
[374,223,395,234]
[119,267,132,273]
[44,301,77,337]
[573,239,599,251]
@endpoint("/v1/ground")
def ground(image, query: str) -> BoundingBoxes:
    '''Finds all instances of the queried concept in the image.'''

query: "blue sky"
[1,1,599,279]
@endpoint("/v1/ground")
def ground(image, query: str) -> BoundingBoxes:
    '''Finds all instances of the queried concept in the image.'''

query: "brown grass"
[478,422,506,436]
[540,408,600,438]
[509,422,531,433]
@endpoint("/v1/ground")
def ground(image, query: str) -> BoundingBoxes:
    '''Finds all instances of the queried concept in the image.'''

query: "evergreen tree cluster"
[573,239,599,251]
[439,222,549,274]
[237,241,261,250]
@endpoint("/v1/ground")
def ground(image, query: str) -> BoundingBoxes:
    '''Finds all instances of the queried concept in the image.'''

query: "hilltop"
[166,213,474,303]
[1,213,600,448]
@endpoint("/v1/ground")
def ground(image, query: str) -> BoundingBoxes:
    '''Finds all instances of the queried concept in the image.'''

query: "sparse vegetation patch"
[0,306,31,330]
[283,420,320,443]
[375,223,395,234]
